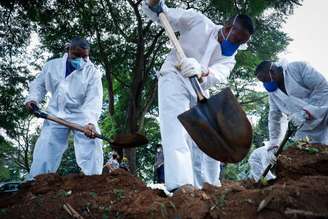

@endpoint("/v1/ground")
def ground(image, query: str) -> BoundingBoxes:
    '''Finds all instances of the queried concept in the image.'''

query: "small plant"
[260,177,269,186]
[102,207,110,219]
[303,147,320,154]
[113,189,125,200]
[168,201,176,212]
[217,194,226,208]
[159,202,168,218]
[0,208,7,216]
[210,192,228,210]
[57,190,72,198]
[89,191,97,198]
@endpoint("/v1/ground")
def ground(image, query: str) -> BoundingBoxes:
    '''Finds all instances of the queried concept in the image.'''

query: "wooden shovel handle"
[46,114,112,143]
[259,124,296,181]
[158,12,206,102]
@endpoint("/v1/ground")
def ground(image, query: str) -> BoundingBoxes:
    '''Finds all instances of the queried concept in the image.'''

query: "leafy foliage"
[0,0,303,182]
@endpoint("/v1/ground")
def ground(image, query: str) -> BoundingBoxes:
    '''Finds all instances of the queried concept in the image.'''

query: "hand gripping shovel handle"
[259,123,297,181]
[158,12,206,102]
[31,103,113,144]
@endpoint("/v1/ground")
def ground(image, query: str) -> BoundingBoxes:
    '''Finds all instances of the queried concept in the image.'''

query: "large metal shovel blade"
[111,133,149,148]
[178,87,252,163]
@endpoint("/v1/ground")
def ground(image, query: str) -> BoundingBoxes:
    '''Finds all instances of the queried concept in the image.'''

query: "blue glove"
[148,0,164,15]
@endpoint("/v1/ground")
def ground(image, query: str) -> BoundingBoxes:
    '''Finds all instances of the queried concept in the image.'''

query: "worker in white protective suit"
[249,60,328,181]
[142,0,254,191]
[25,37,104,178]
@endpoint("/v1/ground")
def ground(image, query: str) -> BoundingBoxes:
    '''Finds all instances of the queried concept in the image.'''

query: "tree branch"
[145,29,165,59]
[102,0,130,42]
[240,95,267,105]
[138,84,158,131]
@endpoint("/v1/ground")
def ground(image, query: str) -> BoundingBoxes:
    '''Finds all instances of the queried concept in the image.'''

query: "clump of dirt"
[0,144,327,219]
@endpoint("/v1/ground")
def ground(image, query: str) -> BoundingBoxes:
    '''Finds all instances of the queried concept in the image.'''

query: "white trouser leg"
[248,146,276,181]
[159,73,195,191]
[191,140,221,188]
[73,126,103,175]
[29,121,70,178]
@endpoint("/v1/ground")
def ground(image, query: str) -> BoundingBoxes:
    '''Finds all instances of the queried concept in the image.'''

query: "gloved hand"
[179,57,202,78]
[147,0,164,14]
[290,110,307,128]
[266,145,278,166]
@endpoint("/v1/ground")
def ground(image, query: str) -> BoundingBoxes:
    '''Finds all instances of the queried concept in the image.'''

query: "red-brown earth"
[0,144,327,219]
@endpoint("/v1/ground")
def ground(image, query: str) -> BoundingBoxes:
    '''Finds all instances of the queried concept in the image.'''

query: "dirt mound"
[1,144,328,219]
[277,144,328,180]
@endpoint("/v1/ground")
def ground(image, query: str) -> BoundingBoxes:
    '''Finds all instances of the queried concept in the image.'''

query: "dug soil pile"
[1,144,327,219]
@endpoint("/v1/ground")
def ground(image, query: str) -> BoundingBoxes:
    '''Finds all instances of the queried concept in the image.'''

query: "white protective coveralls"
[249,61,328,181]
[25,53,104,178]
[142,1,238,190]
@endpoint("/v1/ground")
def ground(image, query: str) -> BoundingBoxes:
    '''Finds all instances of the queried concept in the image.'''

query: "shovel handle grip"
[158,12,206,102]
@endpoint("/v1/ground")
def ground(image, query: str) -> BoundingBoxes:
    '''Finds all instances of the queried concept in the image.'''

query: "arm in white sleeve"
[296,62,328,91]
[201,57,236,90]
[268,95,287,146]
[24,64,48,104]
[141,0,204,33]
[299,62,328,121]
[81,69,103,125]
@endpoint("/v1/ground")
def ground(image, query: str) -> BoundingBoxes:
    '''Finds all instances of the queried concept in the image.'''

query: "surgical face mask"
[70,57,84,70]
[263,63,278,92]
[220,16,240,56]
[263,81,278,92]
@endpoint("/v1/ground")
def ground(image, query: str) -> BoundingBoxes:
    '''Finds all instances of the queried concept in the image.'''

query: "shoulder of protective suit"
[87,63,102,79]
[189,9,214,27]
[288,61,307,67]
[42,57,63,70]
[286,61,307,75]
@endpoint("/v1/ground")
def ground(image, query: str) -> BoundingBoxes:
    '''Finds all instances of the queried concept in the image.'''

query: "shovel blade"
[178,87,252,163]
[111,133,148,148]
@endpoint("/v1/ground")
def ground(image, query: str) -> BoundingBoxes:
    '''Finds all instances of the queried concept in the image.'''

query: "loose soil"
[1,144,327,219]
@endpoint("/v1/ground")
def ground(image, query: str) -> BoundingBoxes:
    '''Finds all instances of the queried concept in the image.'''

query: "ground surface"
[0,144,327,219]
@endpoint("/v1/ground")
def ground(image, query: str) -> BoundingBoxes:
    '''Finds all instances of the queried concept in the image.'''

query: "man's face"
[257,69,271,82]
[257,65,283,83]
[223,24,251,45]
[68,47,89,59]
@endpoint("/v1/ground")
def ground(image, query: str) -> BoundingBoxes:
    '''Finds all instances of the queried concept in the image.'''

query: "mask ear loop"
[269,62,274,81]
[221,15,238,40]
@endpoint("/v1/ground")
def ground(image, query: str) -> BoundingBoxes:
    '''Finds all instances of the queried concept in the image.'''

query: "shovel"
[158,13,252,163]
[31,104,148,148]
[258,123,297,182]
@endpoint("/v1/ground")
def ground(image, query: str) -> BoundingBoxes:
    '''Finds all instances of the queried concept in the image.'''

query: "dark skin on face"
[68,47,89,59]
[218,23,251,45]
[257,64,286,93]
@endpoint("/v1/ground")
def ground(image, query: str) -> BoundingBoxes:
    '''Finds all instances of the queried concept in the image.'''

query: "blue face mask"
[220,39,240,56]
[220,16,240,56]
[263,81,278,92]
[263,63,278,92]
[70,57,83,70]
